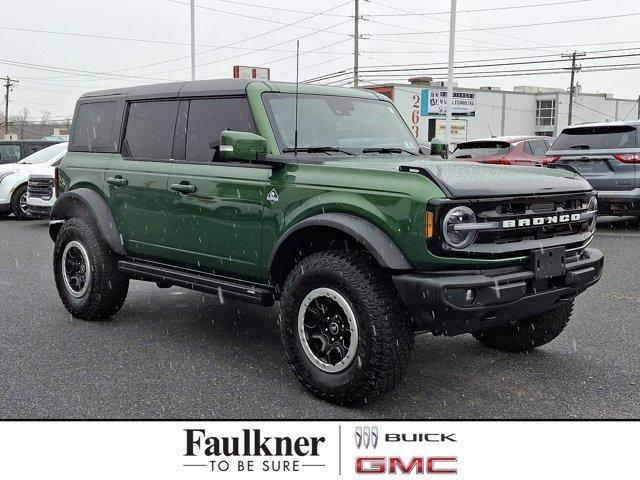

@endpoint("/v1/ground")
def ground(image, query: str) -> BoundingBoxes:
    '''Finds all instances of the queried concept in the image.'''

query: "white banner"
[0,421,636,479]
[421,89,476,116]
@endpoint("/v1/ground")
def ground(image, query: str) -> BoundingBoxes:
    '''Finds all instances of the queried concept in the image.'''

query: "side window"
[26,143,42,155]
[73,101,117,151]
[529,140,548,157]
[52,156,64,167]
[123,101,179,160]
[0,144,21,163]
[524,142,534,156]
[185,97,256,163]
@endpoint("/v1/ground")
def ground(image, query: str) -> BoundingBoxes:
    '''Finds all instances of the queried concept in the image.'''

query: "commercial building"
[366,79,640,144]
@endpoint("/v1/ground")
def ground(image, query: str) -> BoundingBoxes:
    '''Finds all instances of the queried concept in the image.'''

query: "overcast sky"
[2,0,640,120]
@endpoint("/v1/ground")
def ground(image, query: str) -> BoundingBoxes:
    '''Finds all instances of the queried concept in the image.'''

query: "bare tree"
[10,108,30,139]
[40,110,51,126]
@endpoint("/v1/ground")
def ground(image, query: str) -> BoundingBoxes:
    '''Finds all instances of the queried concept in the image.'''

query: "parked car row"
[0,142,65,219]
[448,121,640,219]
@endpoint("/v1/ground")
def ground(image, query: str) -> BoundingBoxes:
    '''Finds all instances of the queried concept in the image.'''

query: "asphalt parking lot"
[0,216,638,419]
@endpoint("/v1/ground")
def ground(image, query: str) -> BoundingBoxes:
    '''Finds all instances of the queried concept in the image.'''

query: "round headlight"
[443,206,477,249]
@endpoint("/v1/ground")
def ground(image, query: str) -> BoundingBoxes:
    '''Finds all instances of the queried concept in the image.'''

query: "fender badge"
[266,189,279,204]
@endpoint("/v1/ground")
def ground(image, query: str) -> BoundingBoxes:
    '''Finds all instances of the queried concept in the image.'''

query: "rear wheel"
[54,217,129,320]
[10,184,32,220]
[473,300,574,352]
[279,250,413,406]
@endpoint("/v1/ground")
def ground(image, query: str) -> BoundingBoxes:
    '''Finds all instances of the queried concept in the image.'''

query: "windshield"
[18,142,67,164]
[263,93,420,155]
[550,125,637,151]
[451,141,512,158]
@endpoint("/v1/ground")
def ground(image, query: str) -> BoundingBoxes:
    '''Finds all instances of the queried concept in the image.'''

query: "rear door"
[164,96,268,281]
[105,99,178,261]
[549,124,638,191]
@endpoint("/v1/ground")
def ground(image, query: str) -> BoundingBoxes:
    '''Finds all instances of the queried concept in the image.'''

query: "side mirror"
[219,130,268,162]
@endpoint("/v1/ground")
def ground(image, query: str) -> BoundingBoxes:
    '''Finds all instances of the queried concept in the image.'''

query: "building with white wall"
[365,80,639,144]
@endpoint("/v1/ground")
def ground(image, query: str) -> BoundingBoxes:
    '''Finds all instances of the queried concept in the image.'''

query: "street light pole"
[445,0,457,150]
[190,0,196,81]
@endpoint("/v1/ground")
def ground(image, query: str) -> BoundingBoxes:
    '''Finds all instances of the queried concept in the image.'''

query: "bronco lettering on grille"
[502,213,582,229]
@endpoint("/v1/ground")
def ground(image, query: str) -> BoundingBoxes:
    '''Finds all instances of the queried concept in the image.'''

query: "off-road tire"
[472,300,574,352]
[54,217,129,320]
[279,250,413,406]
[10,184,32,220]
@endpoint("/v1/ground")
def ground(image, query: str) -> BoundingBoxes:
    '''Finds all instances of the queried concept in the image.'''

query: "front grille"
[27,176,54,200]
[430,192,596,258]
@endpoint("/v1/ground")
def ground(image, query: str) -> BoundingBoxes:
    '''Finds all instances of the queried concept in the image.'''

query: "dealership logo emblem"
[355,427,379,449]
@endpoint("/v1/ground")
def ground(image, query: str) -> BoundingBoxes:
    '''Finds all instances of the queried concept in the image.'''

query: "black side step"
[118,260,275,306]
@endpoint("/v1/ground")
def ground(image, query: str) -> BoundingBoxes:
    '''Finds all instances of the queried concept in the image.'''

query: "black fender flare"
[267,212,413,274]
[49,188,126,256]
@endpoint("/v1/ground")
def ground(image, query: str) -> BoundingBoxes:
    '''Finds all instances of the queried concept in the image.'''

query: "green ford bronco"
[50,79,603,405]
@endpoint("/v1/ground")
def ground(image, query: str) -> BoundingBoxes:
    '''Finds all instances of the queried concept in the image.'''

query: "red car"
[450,136,554,166]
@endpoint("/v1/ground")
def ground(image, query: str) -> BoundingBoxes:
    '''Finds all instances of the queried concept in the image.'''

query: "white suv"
[0,142,67,220]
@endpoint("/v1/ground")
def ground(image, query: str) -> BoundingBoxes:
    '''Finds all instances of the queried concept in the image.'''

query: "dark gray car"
[546,121,640,217]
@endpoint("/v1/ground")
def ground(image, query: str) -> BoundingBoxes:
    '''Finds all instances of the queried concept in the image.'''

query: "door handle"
[106,176,128,187]
[170,183,197,194]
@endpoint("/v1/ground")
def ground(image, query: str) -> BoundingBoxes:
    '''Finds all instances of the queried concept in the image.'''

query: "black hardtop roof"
[80,78,259,100]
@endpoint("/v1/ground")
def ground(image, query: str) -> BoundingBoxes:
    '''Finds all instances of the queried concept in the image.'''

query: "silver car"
[546,121,640,217]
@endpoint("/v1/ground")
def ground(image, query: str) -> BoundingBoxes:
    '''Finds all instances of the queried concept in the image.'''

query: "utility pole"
[562,51,585,125]
[637,94,640,120]
[445,0,457,149]
[190,0,196,81]
[3,76,18,136]
[353,0,359,87]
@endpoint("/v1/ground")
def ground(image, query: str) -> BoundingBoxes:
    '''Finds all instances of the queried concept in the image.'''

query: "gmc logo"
[502,213,581,229]
[355,456,458,474]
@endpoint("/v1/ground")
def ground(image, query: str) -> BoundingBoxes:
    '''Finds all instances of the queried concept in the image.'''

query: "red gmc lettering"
[355,457,458,474]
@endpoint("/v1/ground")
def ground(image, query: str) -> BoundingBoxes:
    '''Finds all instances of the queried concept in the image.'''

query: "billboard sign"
[420,89,476,117]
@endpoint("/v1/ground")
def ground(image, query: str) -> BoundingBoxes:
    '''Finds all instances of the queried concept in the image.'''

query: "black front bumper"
[393,248,603,336]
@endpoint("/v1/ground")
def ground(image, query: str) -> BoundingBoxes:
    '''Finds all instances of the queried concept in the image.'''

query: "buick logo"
[355,427,379,449]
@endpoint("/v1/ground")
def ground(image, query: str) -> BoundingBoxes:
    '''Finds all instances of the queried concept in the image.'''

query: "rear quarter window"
[551,125,637,151]
[71,101,117,152]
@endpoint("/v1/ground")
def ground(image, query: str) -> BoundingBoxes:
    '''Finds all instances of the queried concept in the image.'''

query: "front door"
[163,97,268,281]
[105,99,178,262]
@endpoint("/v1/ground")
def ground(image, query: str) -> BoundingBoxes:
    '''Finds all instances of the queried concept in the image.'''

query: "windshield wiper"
[282,146,355,155]
[361,147,418,156]
[568,144,591,150]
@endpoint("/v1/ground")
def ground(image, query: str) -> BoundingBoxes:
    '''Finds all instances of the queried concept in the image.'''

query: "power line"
[367,12,640,36]
[125,1,352,76]
[366,0,554,49]
[304,51,640,83]
[365,0,595,16]
[180,0,350,16]
[167,0,351,37]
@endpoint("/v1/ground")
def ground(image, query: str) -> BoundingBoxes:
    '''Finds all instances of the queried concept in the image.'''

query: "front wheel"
[279,250,413,406]
[10,184,32,220]
[53,217,129,320]
[473,300,574,352]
